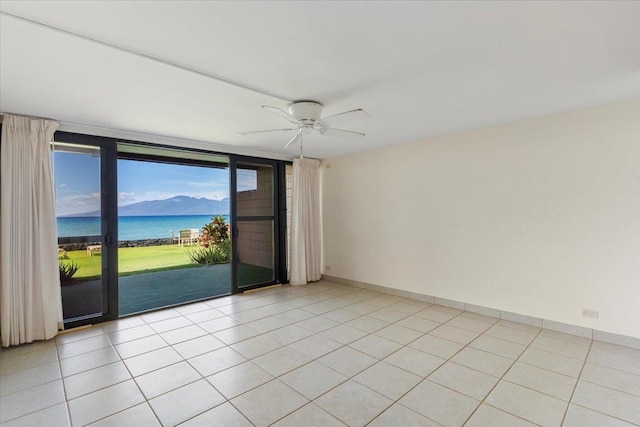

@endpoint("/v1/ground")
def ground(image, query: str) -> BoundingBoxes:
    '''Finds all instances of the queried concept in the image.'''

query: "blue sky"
[53,151,102,216]
[53,152,249,216]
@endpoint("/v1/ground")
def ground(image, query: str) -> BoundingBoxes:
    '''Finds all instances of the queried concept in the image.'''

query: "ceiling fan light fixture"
[288,101,323,121]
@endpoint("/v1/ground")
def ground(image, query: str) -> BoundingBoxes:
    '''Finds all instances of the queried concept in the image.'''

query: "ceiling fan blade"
[284,133,302,149]
[237,127,298,135]
[319,128,365,138]
[320,108,369,127]
[263,105,300,124]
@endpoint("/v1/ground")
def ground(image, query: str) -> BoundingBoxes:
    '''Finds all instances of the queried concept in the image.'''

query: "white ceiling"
[1,1,639,159]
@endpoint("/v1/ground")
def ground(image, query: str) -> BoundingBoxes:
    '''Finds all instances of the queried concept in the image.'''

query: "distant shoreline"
[61,195,230,218]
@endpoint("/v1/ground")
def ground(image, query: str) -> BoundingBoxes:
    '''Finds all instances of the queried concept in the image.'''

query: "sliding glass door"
[53,134,118,327]
[231,158,281,292]
[53,132,289,326]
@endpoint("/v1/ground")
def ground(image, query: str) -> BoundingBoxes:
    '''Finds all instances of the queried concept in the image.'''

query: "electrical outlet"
[325,265,331,271]
[582,309,599,319]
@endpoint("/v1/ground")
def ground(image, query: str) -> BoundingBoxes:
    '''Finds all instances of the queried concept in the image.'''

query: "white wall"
[322,98,640,339]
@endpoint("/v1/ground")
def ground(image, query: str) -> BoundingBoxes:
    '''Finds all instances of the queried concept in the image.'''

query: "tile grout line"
[577,377,640,399]
[0,341,72,425]
[459,322,546,426]
[559,338,593,426]
[567,401,640,426]
[560,341,640,425]
[101,323,165,427]
[225,399,258,427]
[55,335,74,427]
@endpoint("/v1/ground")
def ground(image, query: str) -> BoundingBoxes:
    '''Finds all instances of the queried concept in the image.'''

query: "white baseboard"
[322,274,640,350]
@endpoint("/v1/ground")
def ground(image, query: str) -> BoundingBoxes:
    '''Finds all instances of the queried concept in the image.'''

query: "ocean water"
[57,215,230,241]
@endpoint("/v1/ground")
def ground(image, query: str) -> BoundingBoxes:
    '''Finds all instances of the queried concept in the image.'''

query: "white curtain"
[290,157,322,285]
[1,115,62,347]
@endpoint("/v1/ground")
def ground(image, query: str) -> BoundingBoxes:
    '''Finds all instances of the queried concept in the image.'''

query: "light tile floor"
[1,280,639,426]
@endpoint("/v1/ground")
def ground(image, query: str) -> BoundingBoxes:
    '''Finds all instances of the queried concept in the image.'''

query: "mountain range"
[66,195,230,217]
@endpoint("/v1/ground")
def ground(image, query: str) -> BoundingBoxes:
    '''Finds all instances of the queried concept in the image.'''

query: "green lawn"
[61,245,196,279]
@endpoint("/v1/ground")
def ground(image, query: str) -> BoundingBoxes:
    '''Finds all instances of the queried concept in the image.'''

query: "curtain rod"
[0,11,292,103]
[0,112,59,122]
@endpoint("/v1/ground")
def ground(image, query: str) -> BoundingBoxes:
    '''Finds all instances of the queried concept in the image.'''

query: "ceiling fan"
[238,101,368,149]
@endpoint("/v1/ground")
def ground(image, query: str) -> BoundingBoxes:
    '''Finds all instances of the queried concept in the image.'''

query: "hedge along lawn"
[61,245,196,279]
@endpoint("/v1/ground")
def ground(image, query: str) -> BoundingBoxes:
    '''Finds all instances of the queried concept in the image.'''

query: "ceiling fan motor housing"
[238,101,366,147]
[289,101,323,123]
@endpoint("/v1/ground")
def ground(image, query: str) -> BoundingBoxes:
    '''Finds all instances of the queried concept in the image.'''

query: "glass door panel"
[237,220,275,287]
[233,160,278,291]
[53,142,111,322]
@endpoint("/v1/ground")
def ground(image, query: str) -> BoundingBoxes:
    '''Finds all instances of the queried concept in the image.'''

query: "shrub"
[187,240,231,265]
[59,260,79,283]
[202,215,229,245]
